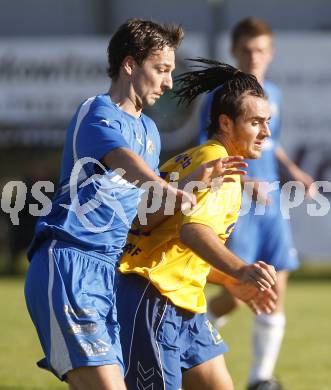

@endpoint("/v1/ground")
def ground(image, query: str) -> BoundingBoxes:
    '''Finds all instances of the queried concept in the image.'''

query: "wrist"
[220,272,238,287]
[231,264,246,280]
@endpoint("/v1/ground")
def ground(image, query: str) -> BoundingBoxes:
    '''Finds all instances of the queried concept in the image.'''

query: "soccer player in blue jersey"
[24,19,236,390]
[200,18,315,390]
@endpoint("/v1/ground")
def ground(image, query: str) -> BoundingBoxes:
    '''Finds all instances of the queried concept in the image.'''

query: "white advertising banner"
[0,35,205,148]
[0,37,109,122]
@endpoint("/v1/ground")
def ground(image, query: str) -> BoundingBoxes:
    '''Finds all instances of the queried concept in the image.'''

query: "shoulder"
[161,141,227,176]
[193,140,228,164]
[90,94,121,117]
[83,94,123,129]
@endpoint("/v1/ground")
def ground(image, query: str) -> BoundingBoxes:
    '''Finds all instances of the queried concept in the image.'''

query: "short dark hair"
[173,58,267,138]
[232,17,272,48]
[107,18,184,80]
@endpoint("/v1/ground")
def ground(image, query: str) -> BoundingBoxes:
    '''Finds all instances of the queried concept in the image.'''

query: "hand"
[248,286,277,314]
[177,187,197,212]
[187,156,248,189]
[238,261,277,291]
[291,167,316,198]
[166,185,197,212]
[224,279,277,315]
[174,156,247,212]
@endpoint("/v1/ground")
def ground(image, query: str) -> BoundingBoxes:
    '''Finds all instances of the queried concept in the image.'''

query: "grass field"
[0,275,330,390]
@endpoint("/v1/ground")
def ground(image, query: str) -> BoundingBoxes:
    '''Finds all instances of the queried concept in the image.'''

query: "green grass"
[0,277,330,389]
[207,280,331,390]
[0,278,66,389]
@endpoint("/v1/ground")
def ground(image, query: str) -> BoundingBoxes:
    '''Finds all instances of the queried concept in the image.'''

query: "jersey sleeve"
[76,113,130,162]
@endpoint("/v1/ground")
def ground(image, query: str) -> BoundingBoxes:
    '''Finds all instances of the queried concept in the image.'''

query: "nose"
[163,73,173,90]
[249,50,259,64]
[264,122,271,138]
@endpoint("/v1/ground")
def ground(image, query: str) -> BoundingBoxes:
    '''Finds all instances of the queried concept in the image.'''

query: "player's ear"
[122,56,136,77]
[218,114,233,134]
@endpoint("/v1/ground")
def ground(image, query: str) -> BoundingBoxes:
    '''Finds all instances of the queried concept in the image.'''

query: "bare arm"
[102,147,195,224]
[207,266,237,285]
[180,222,276,290]
[276,146,315,195]
[102,147,165,187]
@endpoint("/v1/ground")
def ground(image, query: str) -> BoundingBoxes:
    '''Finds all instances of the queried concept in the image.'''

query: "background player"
[117,59,277,390]
[200,18,316,390]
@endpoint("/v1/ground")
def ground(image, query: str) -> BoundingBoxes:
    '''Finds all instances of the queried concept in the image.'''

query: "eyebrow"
[248,115,271,121]
[157,62,174,69]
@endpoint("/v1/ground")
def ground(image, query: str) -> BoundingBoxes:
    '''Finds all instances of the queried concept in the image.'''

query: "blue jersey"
[28,94,161,261]
[199,80,282,183]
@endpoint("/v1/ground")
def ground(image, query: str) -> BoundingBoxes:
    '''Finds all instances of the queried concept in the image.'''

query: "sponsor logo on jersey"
[100,119,110,127]
[147,139,154,154]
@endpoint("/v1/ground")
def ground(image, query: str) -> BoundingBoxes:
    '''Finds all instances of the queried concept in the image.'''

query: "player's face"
[131,46,175,108]
[232,35,273,81]
[230,95,271,159]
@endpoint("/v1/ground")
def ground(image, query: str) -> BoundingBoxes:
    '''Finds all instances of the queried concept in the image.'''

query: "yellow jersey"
[119,139,242,313]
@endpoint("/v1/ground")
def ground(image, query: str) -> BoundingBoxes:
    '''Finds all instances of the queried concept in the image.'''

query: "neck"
[212,133,238,156]
[108,81,142,118]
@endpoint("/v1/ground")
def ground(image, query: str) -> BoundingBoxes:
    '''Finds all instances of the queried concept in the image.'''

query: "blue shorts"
[227,197,299,271]
[24,239,124,380]
[117,274,228,390]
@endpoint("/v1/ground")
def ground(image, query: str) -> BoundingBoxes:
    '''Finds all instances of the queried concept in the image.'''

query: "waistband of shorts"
[40,239,119,266]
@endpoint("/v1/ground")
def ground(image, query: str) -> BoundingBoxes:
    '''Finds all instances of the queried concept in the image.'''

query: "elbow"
[180,224,193,247]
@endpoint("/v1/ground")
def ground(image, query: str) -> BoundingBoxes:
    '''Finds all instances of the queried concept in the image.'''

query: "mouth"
[254,140,264,150]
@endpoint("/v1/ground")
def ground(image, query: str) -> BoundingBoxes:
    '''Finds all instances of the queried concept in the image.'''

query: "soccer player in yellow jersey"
[117,59,276,390]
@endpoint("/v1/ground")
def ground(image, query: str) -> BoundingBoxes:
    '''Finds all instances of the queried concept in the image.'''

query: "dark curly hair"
[174,57,267,138]
[107,18,184,80]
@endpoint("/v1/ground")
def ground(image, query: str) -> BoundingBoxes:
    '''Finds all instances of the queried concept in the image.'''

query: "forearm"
[276,147,296,172]
[180,223,245,278]
[102,147,165,187]
[276,147,314,190]
[103,147,182,231]
[207,267,238,286]
[181,223,276,289]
